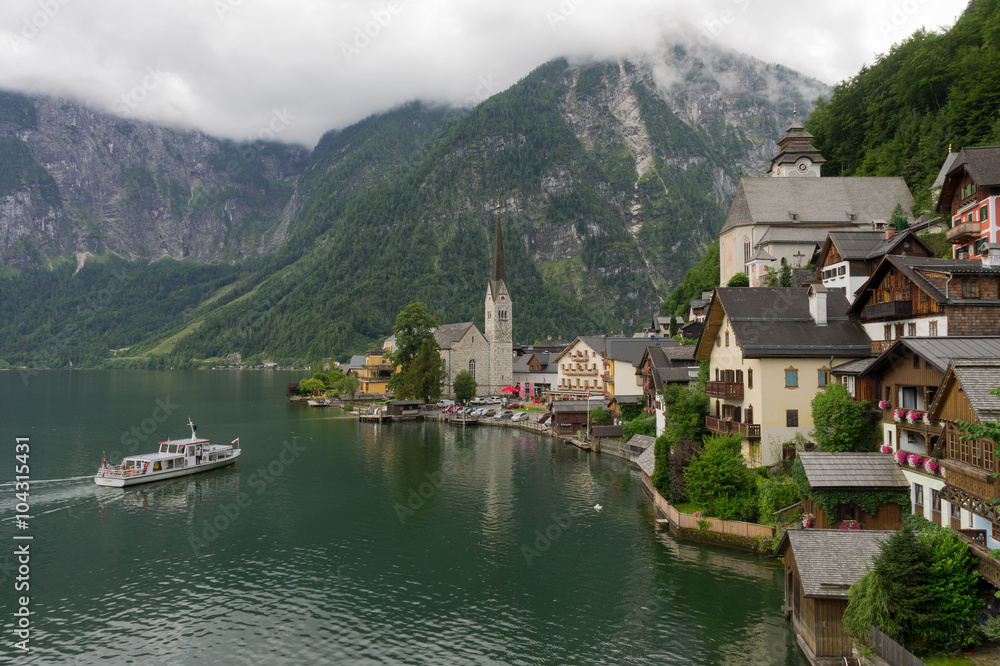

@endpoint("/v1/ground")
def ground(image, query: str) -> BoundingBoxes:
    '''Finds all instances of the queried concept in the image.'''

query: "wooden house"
[590,425,623,451]
[934,146,1000,259]
[797,452,909,530]
[549,399,608,434]
[815,228,932,303]
[386,400,424,418]
[848,254,1000,354]
[777,529,893,664]
[928,358,1000,549]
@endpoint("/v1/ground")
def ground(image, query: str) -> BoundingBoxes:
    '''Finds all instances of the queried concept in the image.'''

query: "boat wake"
[0,474,93,487]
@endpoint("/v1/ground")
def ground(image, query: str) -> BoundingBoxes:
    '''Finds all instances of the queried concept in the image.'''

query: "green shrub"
[650,433,673,497]
[684,433,756,520]
[622,414,655,440]
[757,476,800,524]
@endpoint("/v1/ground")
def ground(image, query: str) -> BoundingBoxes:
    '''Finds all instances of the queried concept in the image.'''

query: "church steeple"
[485,200,512,393]
[490,201,507,295]
[768,107,826,178]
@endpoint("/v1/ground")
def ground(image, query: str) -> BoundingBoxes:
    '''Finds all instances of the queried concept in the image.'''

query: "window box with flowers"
[892,408,905,423]
[906,410,924,424]
[801,513,815,528]
[907,454,924,468]
[878,400,890,410]
[923,458,940,475]
[894,450,908,465]
[839,520,862,530]
[881,444,892,454]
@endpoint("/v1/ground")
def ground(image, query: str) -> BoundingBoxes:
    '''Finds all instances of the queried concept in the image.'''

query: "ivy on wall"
[791,458,911,524]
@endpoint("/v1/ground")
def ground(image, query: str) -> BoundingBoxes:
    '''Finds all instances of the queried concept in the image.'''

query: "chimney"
[983,243,1000,268]
[808,284,828,326]
[885,228,895,241]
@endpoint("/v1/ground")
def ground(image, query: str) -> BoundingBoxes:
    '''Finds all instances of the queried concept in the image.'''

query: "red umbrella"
[501,386,519,393]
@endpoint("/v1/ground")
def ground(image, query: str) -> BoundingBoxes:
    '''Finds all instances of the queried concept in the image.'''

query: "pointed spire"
[491,199,506,287]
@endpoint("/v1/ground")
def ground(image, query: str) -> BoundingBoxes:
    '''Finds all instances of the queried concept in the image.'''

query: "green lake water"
[0,370,808,664]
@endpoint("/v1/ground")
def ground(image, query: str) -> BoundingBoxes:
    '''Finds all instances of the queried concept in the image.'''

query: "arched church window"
[469,359,476,380]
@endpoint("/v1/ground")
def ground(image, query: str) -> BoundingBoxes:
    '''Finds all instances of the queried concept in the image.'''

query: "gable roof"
[831,357,879,376]
[779,530,892,599]
[860,337,1000,377]
[936,146,1000,213]
[818,229,932,267]
[849,255,1000,313]
[434,322,477,350]
[552,400,608,414]
[636,442,655,476]
[554,336,677,365]
[798,452,909,489]
[591,425,623,438]
[513,353,556,375]
[695,287,871,359]
[756,226,831,246]
[929,358,1000,423]
[722,177,915,234]
[642,345,699,390]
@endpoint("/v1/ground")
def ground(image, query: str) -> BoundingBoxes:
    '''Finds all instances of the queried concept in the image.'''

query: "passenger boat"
[94,418,241,487]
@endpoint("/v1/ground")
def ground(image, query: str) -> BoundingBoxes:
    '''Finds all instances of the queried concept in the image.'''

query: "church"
[436,206,513,397]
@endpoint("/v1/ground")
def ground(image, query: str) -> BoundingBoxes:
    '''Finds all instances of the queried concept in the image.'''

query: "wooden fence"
[870,625,926,666]
[642,476,774,541]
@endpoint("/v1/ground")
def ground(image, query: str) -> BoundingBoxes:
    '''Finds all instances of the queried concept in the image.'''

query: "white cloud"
[0,0,967,146]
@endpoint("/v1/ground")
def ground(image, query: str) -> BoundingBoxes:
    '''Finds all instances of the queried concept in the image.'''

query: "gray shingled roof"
[568,336,678,367]
[636,443,655,476]
[932,151,960,190]
[783,530,892,599]
[832,357,878,375]
[950,358,1000,422]
[627,434,656,453]
[798,452,908,489]
[713,288,872,357]
[825,229,928,262]
[722,177,914,234]
[591,425,623,438]
[862,337,1000,376]
[512,353,556,375]
[552,400,609,414]
[756,227,831,246]
[433,322,476,350]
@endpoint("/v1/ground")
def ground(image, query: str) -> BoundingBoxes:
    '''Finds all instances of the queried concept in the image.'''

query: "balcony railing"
[706,417,760,440]
[705,381,744,399]
[957,530,1000,589]
[865,300,913,320]
[871,340,893,354]
[946,221,981,244]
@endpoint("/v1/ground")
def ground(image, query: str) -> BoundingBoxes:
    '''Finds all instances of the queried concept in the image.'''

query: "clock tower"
[484,204,513,394]
[767,108,826,178]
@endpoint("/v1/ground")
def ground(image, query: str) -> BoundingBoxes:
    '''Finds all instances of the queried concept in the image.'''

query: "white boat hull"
[94,450,242,487]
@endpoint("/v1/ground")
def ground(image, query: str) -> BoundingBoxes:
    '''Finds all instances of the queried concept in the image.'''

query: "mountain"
[0,44,829,368]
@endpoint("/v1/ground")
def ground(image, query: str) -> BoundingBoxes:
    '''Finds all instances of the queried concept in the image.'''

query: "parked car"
[511,412,528,422]
[537,413,551,425]
[470,397,486,405]
[494,409,513,420]
[437,400,456,408]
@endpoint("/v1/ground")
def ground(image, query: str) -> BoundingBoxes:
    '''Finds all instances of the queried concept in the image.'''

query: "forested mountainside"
[806,0,1000,213]
[0,45,827,368]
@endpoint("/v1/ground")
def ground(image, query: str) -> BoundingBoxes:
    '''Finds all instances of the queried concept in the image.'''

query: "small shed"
[550,400,608,434]
[590,425,623,452]
[627,434,656,465]
[777,529,892,664]
[386,400,425,417]
[797,452,909,530]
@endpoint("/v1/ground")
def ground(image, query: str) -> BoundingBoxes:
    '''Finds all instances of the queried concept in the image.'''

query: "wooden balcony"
[706,417,760,440]
[705,381,744,399]
[864,300,913,320]
[957,530,1000,589]
[946,221,982,244]
[871,340,893,354]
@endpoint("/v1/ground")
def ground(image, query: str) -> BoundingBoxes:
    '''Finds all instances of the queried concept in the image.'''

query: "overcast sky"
[0,0,966,147]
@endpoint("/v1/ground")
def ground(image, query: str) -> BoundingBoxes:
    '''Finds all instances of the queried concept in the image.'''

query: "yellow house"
[356,339,399,396]
[695,285,871,467]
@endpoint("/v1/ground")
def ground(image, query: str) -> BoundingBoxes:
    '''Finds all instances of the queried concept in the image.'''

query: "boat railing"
[97,466,144,478]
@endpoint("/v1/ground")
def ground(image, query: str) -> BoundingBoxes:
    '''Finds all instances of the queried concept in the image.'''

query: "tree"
[589,406,611,425]
[388,302,445,400]
[338,374,360,399]
[811,383,878,452]
[759,266,779,287]
[650,433,672,497]
[683,433,756,520]
[298,377,325,395]
[661,383,709,443]
[668,316,678,338]
[453,370,477,404]
[916,525,982,652]
[726,272,749,288]
[890,203,910,230]
[390,302,441,369]
[778,263,793,287]
[870,527,935,650]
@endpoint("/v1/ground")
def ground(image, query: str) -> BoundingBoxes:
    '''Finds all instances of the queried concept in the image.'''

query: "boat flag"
[232,438,240,446]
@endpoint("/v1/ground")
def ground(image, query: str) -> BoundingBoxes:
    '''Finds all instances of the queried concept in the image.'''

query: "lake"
[0,370,807,664]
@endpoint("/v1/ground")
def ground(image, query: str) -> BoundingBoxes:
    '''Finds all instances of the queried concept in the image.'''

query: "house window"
[907,323,916,337]
[786,410,798,427]
[840,504,859,522]
[469,359,476,381]
[725,331,729,347]
[895,323,905,339]
[929,321,938,336]
[838,265,846,276]
[982,205,990,222]
[715,369,720,381]
[885,386,891,403]
[902,387,917,409]
[951,503,962,522]
[884,324,892,341]
[744,237,751,263]
[818,368,829,388]
[785,368,798,388]
[913,354,920,369]
[932,489,941,514]
[716,336,721,348]
[913,484,923,507]
[963,279,980,299]
[747,369,753,389]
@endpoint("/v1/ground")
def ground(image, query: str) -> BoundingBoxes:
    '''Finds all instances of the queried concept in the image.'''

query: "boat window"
[165,459,173,470]
[153,462,162,471]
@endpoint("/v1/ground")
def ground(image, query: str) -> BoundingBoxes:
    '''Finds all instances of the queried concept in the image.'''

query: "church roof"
[433,322,477,350]
[721,177,915,234]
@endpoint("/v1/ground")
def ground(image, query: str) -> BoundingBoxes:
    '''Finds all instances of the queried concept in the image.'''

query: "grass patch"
[672,503,706,515]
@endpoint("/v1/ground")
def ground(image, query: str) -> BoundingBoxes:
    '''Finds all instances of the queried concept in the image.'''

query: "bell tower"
[768,104,826,178]
[484,202,513,394]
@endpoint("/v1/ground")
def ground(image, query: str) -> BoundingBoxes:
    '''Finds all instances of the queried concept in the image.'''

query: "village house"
[934,146,1000,260]
[719,118,915,286]
[848,253,1000,353]
[687,292,713,322]
[815,228,933,303]
[854,337,1000,523]
[695,286,871,467]
[551,336,677,399]
[512,352,556,396]
[636,345,700,436]
[355,342,396,396]
[549,399,609,435]
[796,452,909,530]
[928,358,1000,554]
[642,315,684,337]
[777,529,894,665]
